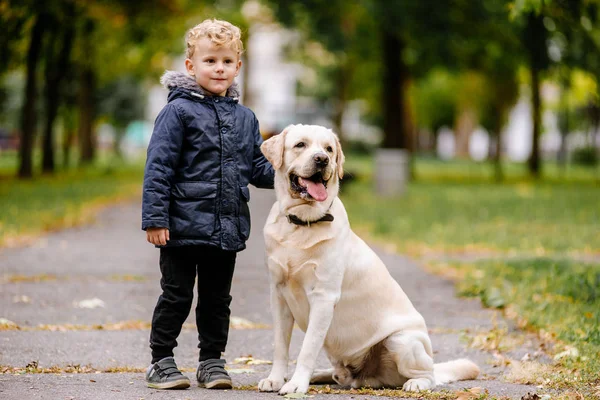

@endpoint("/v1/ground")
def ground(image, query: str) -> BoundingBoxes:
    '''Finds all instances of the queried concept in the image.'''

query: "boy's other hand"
[147,227,170,246]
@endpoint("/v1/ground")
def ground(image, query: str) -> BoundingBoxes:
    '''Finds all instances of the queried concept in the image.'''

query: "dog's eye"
[294,142,305,148]
[326,146,333,153]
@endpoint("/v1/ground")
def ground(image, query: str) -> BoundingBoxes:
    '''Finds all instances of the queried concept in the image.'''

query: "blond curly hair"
[186,19,244,59]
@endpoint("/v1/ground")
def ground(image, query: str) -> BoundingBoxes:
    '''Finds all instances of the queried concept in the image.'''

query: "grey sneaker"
[146,357,190,389]
[196,359,232,389]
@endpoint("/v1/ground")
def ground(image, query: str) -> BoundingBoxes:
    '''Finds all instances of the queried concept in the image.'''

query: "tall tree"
[42,0,76,173]
[77,16,96,165]
[510,0,600,177]
[380,30,410,150]
[523,11,549,178]
[18,9,48,178]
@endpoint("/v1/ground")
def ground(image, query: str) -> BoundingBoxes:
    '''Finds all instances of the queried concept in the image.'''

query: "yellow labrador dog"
[258,124,479,395]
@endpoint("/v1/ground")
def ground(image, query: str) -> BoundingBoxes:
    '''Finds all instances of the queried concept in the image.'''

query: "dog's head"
[261,124,345,217]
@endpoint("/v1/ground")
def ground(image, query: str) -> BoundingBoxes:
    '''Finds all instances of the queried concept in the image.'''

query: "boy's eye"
[294,142,305,149]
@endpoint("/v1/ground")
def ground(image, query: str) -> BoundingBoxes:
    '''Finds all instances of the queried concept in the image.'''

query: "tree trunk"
[528,65,542,178]
[18,13,46,179]
[42,3,75,174]
[381,29,409,150]
[42,24,59,174]
[557,95,569,169]
[493,112,504,182]
[454,107,476,158]
[524,11,548,178]
[62,110,76,168]
[78,18,96,165]
[113,127,124,158]
[376,28,412,195]
[241,28,253,109]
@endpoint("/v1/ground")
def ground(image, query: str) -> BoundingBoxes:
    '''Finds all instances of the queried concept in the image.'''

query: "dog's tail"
[434,359,480,385]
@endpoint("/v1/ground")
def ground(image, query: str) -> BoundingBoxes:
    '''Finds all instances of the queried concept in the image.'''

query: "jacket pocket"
[169,181,217,238]
[238,186,251,241]
[171,181,218,199]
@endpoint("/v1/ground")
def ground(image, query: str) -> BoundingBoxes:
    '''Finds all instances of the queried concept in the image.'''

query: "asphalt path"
[0,187,544,399]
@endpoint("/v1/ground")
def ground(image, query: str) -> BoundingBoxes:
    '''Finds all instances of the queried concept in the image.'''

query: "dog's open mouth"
[290,172,329,202]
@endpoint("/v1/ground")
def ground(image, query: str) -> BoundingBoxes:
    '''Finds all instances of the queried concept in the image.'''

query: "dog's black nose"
[314,153,329,166]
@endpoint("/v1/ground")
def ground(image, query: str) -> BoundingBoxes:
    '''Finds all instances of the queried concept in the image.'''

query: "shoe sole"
[147,379,191,390]
[198,379,233,389]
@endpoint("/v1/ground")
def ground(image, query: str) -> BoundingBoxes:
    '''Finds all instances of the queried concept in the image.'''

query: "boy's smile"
[185,38,241,97]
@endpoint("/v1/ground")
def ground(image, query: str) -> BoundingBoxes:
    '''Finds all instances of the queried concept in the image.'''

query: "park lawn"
[447,258,600,389]
[340,154,600,392]
[0,159,144,247]
[341,154,599,256]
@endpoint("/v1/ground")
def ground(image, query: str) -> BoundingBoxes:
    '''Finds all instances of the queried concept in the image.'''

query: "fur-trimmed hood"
[160,70,241,101]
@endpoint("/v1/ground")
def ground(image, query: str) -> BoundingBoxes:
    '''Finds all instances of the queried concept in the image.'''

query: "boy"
[142,19,274,390]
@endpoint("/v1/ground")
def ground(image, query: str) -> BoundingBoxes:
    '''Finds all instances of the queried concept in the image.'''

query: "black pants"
[149,245,236,363]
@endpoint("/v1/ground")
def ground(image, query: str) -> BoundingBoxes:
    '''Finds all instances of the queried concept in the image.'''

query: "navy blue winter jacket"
[141,71,274,251]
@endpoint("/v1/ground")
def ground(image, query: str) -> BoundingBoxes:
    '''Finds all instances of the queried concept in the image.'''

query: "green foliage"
[571,146,599,166]
[412,69,457,134]
[0,0,33,73]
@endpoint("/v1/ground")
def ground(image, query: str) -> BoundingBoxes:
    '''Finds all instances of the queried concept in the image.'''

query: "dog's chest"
[266,244,322,330]
[267,245,318,289]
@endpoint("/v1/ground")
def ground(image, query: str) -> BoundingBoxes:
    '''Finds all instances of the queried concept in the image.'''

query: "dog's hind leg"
[309,368,335,384]
[384,330,435,392]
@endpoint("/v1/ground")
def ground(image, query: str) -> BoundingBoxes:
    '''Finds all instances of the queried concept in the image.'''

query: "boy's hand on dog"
[147,227,170,246]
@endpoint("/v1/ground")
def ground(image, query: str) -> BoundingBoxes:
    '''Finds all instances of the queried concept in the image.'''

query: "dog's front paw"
[402,378,433,392]
[258,376,285,392]
[278,379,309,395]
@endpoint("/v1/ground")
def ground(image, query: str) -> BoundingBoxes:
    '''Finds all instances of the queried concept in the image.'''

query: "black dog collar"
[286,213,334,226]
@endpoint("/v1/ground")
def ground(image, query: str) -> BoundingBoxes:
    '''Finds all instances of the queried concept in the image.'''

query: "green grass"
[340,153,600,392]
[342,154,600,256]
[0,153,144,247]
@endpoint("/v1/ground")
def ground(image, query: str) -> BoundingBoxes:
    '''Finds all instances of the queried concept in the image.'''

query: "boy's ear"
[235,59,242,77]
[334,133,345,179]
[185,58,195,76]
[261,125,293,170]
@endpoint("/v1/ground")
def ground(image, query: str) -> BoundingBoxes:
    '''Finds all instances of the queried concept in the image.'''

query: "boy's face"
[185,38,241,97]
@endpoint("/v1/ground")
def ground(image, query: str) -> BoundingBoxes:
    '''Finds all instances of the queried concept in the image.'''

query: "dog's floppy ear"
[334,133,345,179]
[261,125,292,170]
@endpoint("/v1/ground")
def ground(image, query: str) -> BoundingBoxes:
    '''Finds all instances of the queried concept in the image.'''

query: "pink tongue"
[300,178,328,201]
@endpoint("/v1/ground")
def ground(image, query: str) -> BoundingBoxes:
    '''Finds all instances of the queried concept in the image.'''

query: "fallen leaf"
[232,356,272,365]
[74,298,105,309]
[90,379,96,382]
[248,359,272,365]
[229,316,269,329]
[521,393,540,400]
[482,287,505,308]
[553,346,579,360]
[0,318,20,330]
[13,295,32,304]
[225,368,255,374]
[456,387,483,400]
